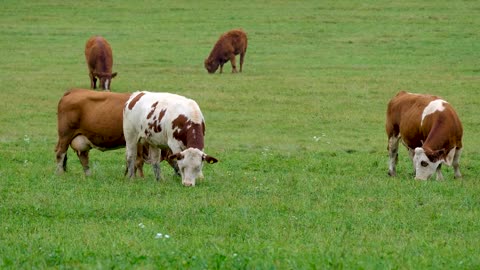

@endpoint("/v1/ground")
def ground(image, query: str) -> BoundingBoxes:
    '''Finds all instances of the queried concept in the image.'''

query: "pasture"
[1,0,480,268]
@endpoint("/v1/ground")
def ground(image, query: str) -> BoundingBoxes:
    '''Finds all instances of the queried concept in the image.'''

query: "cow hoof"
[388,171,396,177]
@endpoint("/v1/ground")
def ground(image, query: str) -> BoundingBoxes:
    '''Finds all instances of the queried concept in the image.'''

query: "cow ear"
[444,148,455,166]
[203,155,218,164]
[436,148,446,158]
[112,72,118,78]
[169,153,184,161]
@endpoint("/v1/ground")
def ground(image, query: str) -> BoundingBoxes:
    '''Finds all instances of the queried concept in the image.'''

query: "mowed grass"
[1,0,480,268]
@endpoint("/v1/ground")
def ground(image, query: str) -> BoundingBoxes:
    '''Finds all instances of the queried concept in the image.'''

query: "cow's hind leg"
[239,51,245,72]
[125,144,137,179]
[55,140,70,174]
[453,148,463,179]
[387,135,400,176]
[435,164,444,181]
[76,151,91,176]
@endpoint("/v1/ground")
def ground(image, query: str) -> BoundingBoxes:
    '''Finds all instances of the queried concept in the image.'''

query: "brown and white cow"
[55,89,146,176]
[386,91,463,180]
[123,91,218,186]
[204,29,247,74]
[85,36,117,91]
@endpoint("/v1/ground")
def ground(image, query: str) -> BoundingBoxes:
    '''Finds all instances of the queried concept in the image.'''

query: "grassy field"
[1,0,480,268]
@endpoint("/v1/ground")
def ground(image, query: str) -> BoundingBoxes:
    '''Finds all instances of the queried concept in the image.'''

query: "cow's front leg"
[435,164,444,181]
[230,55,237,73]
[408,147,416,175]
[89,72,97,89]
[387,135,400,176]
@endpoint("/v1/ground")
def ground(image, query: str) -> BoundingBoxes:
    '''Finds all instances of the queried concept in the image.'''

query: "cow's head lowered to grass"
[169,148,218,186]
[413,147,458,180]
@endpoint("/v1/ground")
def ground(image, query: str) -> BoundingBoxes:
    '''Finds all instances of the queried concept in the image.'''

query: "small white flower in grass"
[138,223,145,229]
[155,233,170,239]
[24,135,30,144]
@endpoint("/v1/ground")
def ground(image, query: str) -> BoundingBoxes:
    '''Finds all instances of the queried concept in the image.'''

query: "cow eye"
[420,161,429,167]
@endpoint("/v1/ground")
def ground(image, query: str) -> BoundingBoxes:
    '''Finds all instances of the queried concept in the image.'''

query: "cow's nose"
[183,181,195,187]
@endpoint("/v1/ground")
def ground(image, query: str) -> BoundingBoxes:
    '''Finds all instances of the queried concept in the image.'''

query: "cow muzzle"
[182,181,195,187]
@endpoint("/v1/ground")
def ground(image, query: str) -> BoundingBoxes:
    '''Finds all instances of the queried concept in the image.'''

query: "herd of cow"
[54,29,464,185]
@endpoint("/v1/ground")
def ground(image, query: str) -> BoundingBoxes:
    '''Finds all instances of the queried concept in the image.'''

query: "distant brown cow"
[55,89,145,176]
[85,36,117,91]
[204,29,247,74]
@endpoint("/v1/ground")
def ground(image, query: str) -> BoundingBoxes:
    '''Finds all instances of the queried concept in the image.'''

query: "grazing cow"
[85,36,117,91]
[123,91,218,186]
[55,89,146,176]
[386,91,463,180]
[204,29,247,74]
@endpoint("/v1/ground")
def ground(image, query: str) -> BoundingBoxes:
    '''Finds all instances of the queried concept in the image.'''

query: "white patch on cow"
[421,99,447,126]
[413,147,442,180]
[104,79,109,90]
[192,129,196,140]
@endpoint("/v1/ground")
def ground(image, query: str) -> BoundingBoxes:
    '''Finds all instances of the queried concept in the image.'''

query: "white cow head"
[169,148,218,187]
[413,147,455,180]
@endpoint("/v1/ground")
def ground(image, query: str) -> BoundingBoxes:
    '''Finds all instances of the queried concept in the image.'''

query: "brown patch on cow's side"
[128,92,145,110]
[147,102,159,119]
[158,109,167,123]
[147,109,167,134]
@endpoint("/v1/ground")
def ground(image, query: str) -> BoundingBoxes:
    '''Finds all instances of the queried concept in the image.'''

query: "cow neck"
[172,115,205,150]
[96,41,109,73]
[185,122,205,150]
[422,114,451,152]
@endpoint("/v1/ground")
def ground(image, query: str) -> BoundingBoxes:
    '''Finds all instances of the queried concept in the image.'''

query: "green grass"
[1,0,480,268]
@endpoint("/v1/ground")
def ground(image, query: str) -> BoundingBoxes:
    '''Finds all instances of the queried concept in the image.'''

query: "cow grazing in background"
[85,36,117,91]
[123,91,218,186]
[386,91,463,180]
[55,89,146,176]
[204,29,247,74]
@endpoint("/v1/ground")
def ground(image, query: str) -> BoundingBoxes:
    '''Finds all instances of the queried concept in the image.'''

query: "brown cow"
[386,91,463,180]
[85,36,117,91]
[55,89,146,176]
[204,29,247,74]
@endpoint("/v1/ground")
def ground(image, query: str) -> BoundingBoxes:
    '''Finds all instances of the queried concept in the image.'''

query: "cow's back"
[58,89,130,147]
[85,36,113,71]
[386,91,461,149]
[124,91,205,149]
